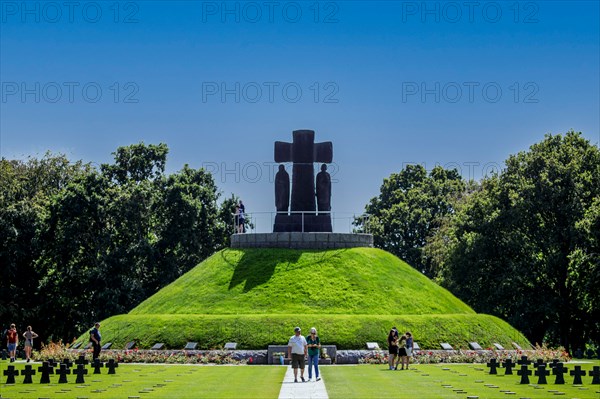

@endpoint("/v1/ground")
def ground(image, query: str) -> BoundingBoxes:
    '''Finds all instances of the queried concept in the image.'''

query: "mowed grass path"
[321,361,600,399]
[2,361,599,398]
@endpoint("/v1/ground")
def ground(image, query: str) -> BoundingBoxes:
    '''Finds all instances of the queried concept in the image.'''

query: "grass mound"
[78,247,530,349]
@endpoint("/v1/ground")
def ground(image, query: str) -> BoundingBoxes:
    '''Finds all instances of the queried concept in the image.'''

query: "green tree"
[436,131,600,350]
[357,164,465,276]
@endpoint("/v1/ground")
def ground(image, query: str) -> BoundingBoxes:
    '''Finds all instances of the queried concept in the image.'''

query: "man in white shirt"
[287,326,308,382]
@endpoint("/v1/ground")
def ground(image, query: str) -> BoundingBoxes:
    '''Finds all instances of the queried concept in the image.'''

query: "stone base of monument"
[231,232,373,249]
[273,214,332,232]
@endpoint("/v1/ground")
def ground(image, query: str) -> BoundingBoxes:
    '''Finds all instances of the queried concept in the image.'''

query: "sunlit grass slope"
[82,248,530,349]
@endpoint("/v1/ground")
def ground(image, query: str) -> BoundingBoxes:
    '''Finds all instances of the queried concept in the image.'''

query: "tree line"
[1,142,237,343]
[357,131,599,352]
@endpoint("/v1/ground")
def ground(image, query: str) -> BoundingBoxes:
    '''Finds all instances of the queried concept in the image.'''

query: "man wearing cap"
[287,326,308,382]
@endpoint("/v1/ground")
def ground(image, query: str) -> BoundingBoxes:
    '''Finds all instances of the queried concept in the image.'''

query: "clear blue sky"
[1,1,599,232]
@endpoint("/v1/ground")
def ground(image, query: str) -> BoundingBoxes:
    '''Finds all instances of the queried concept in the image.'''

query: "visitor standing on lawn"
[89,322,102,360]
[23,325,38,363]
[306,327,321,381]
[288,326,308,383]
[6,323,18,362]
[387,327,399,370]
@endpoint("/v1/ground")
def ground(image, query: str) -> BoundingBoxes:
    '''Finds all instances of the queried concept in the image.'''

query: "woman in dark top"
[387,327,399,370]
[398,334,408,369]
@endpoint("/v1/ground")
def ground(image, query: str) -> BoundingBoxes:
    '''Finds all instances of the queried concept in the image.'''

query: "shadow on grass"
[228,249,302,292]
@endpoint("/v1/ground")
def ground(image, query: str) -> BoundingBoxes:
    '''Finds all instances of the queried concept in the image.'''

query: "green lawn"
[0,362,286,399]
[2,361,598,399]
[321,361,600,399]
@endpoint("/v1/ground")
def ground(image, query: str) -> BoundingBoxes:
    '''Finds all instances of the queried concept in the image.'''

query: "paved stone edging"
[278,365,328,399]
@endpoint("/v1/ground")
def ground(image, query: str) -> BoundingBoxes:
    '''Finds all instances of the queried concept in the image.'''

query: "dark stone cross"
[47,358,57,368]
[589,366,600,384]
[74,364,88,384]
[552,363,568,384]
[534,364,550,384]
[107,359,119,374]
[75,355,89,366]
[92,358,104,374]
[486,358,500,374]
[517,364,532,384]
[502,358,516,375]
[517,355,531,366]
[62,357,73,369]
[570,365,586,385]
[56,364,71,384]
[533,358,546,369]
[3,365,19,384]
[274,130,333,232]
[21,364,36,384]
[549,358,560,368]
[38,361,54,384]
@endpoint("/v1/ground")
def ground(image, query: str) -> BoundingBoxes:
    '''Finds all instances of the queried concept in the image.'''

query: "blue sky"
[1,1,599,232]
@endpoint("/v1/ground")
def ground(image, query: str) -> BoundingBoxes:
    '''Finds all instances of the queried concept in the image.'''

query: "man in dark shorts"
[287,326,308,382]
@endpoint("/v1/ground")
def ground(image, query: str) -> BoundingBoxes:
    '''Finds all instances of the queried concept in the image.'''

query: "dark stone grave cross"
[62,358,73,369]
[534,364,550,384]
[486,358,500,374]
[517,355,531,366]
[3,365,19,384]
[549,359,560,368]
[92,359,104,374]
[47,358,57,368]
[38,361,54,384]
[533,359,546,369]
[21,364,36,384]
[502,358,516,375]
[56,364,71,384]
[570,365,586,385]
[589,366,600,384]
[74,364,88,384]
[517,364,532,384]
[107,359,119,374]
[552,363,568,384]
[75,354,89,366]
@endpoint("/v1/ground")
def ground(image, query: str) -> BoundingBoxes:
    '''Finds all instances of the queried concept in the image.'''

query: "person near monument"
[397,334,408,369]
[387,327,399,370]
[6,323,18,362]
[315,164,331,213]
[287,326,308,383]
[275,164,290,213]
[89,322,102,360]
[306,327,321,381]
[22,325,38,362]
[403,331,414,369]
[237,201,246,233]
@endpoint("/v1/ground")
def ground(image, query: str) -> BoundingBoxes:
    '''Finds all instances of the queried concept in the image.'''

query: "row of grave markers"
[485,355,600,385]
[3,355,118,385]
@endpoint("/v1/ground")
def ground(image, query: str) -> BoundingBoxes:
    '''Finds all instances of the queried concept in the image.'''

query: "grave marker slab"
[533,359,547,369]
[101,342,112,350]
[75,355,89,366]
[62,358,74,369]
[440,343,454,350]
[493,343,505,350]
[517,365,532,384]
[4,365,19,384]
[534,365,550,384]
[125,341,136,350]
[151,343,165,350]
[366,342,379,350]
[224,342,237,350]
[469,342,483,350]
[570,365,586,385]
[56,364,71,384]
[71,342,82,349]
[74,364,88,384]
[517,356,531,366]
[21,364,35,384]
[184,342,198,350]
[552,363,568,384]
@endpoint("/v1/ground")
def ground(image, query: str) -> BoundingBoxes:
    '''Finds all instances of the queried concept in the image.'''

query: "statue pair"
[275,164,331,214]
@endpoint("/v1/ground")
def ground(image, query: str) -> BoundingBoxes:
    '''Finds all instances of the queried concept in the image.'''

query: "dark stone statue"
[273,130,333,232]
[316,164,331,213]
[275,164,290,213]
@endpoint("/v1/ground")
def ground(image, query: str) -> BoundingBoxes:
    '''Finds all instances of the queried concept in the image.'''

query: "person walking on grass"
[403,331,414,369]
[23,326,38,363]
[288,326,308,383]
[6,323,18,362]
[387,327,399,370]
[306,327,321,381]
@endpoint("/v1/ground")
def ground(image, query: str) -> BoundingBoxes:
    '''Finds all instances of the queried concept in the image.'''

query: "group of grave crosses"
[3,355,118,385]
[485,355,600,385]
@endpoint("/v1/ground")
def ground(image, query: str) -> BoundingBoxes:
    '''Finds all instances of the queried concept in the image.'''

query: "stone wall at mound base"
[230,232,374,249]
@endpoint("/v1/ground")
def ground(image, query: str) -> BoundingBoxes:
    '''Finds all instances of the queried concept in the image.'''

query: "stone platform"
[230,232,373,249]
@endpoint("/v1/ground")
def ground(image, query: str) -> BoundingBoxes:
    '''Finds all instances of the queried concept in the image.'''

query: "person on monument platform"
[238,202,246,233]
[288,326,308,383]
[89,322,101,360]
[316,164,331,213]
[275,164,290,213]
[6,323,18,362]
